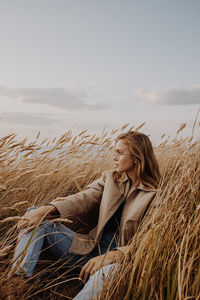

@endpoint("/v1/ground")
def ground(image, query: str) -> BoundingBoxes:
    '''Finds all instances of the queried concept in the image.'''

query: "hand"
[17,205,56,233]
[79,250,123,282]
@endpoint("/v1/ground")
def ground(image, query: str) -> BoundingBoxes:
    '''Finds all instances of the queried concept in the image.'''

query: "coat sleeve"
[49,172,106,219]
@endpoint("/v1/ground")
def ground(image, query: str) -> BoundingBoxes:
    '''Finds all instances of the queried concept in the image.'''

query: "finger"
[79,261,89,281]
[24,225,36,233]
[83,261,95,282]
[90,262,100,276]
[17,217,31,230]
[17,221,28,231]
[80,260,93,281]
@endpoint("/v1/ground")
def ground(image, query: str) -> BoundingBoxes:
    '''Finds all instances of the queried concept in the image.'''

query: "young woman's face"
[113,139,135,174]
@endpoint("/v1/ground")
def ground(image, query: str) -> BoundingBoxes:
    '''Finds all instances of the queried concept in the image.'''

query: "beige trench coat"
[50,170,156,256]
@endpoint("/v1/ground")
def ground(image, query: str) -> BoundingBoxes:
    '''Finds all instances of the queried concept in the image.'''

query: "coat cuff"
[49,199,69,219]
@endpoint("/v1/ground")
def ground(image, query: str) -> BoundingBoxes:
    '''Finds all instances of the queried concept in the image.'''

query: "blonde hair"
[116,131,161,188]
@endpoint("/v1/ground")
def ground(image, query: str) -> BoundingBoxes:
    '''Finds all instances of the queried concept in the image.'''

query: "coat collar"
[115,171,157,192]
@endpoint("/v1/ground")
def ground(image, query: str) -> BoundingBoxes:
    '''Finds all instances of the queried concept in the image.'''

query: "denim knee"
[40,220,55,231]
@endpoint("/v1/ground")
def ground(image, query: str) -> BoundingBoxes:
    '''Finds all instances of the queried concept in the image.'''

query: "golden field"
[0,123,199,300]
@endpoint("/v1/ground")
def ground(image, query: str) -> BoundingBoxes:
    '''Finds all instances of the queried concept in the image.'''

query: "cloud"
[0,86,108,110]
[1,112,58,126]
[134,85,200,105]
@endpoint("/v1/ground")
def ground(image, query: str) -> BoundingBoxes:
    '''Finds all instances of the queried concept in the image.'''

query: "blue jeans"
[10,207,77,277]
[73,263,120,300]
[10,207,118,279]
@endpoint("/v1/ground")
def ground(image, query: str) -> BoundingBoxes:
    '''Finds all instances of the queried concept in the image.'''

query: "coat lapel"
[96,172,130,239]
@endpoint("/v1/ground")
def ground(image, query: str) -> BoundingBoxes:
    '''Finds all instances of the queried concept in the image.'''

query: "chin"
[116,167,124,173]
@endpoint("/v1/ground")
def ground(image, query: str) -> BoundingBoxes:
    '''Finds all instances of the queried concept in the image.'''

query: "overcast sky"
[0,0,199,143]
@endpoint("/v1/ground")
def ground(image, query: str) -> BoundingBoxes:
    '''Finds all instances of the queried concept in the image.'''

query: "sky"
[0,0,200,144]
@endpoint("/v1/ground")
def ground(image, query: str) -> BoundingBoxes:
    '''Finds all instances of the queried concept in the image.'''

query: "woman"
[8,131,160,299]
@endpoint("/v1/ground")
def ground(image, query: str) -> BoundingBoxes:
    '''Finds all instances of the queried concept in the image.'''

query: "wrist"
[45,205,57,214]
[38,205,57,217]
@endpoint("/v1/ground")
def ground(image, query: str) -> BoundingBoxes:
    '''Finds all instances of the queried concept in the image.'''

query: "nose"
[113,152,118,161]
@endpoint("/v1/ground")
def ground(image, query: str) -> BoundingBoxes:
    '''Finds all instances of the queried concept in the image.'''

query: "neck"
[126,170,140,187]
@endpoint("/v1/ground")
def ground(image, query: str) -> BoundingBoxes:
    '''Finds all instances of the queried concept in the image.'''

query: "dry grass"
[0,124,199,299]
